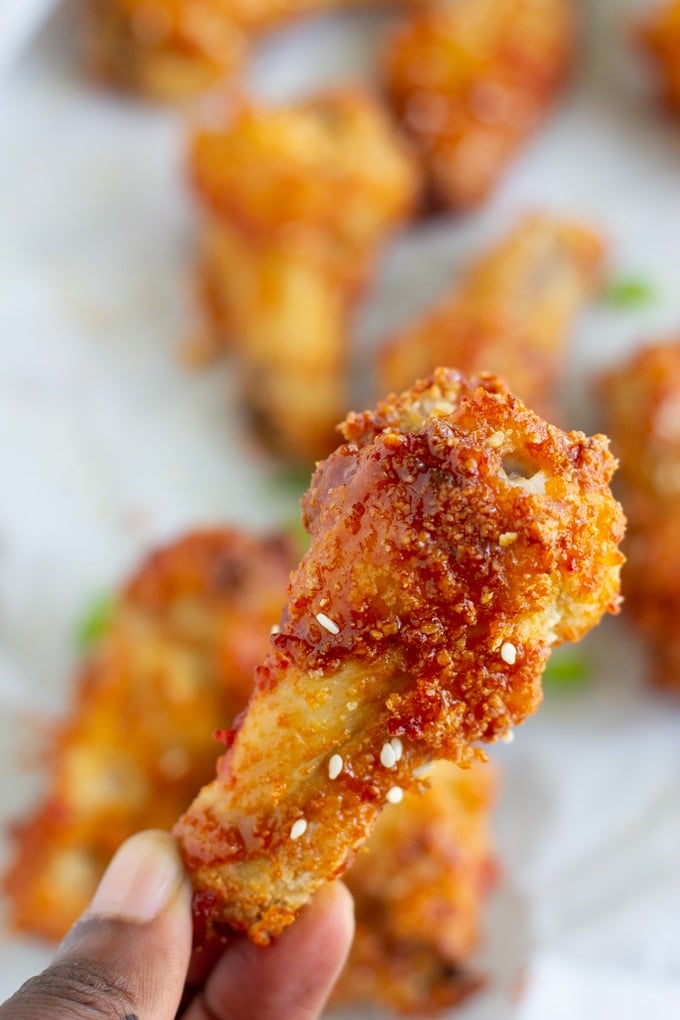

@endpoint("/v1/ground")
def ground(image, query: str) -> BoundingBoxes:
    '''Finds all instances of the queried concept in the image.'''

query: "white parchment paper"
[2,1,680,1016]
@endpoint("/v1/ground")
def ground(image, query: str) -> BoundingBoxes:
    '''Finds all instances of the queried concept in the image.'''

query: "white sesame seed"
[270,624,281,635]
[413,761,434,779]
[316,612,340,635]
[290,818,307,840]
[500,729,515,744]
[380,742,397,768]
[390,737,403,762]
[386,786,404,804]
[328,754,343,780]
[346,700,358,712]
[500,641,517,666]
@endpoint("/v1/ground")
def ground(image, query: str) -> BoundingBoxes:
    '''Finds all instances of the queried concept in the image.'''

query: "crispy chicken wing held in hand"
[2,529,295,941]
[383,0,574,210]
[175,368,625,946]
[601,339,680,691]
[377,214,604,415]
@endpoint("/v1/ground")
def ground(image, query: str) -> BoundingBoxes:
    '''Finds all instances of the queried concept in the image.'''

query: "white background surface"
[2,1,680,1016]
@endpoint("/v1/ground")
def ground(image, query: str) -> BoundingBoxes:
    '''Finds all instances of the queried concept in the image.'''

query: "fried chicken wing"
[377,214,604,415]
[601,339,680,691]
[190,89,419,461]
[638,1,680,113]
[2,529,295,940]
[83,0,426,100]
[334,759,497,1016]
[383,0,574,210]
[175,367,625,946]
[83,0,247,99]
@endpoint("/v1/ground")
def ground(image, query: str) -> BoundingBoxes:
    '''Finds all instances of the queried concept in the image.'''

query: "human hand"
[0,830,354,1020]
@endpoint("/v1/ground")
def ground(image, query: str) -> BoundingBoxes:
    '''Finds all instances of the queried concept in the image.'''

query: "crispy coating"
[383,0,574,209]
[2,529,295,940]
[638,1,680,113]
[175,367,624,946]
[378,214,604,416]
[190,90,419,461]
[601,339,680,691]
[334,759,497,1015]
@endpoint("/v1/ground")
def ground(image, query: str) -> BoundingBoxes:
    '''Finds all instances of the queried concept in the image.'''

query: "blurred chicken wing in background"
[601,339,680,692]
[378,214,604,418]
[383,0,574,210]
[2,529,295,939]
[190,89,419,462]
[637,1,680,113]
[335,760,497,1016]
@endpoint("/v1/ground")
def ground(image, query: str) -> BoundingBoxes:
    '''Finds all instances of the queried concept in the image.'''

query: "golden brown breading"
[175,367,625,947]
[383,0,574,210]
[2,529,295,941]
[601,339,680,691]
[378,214,604,415]
[334,760,497,1016]
[637,1,680,113]
[190,90,419,461]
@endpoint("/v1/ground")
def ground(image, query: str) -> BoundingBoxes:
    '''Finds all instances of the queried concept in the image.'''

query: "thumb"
[0,830,192,1020]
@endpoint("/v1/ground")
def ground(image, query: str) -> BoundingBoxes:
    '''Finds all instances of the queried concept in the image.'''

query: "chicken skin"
[175,367,625,946]
[377,214,604,416]
[190,89,419,462]
[2,529,295,940]
[383,0,574,209]
[601,339,680,691]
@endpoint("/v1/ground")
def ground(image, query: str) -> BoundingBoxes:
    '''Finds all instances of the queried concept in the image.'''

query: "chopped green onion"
[269,465,313,499]
[76,595,115,650]
[543,647,591,690]
[602,276,657,309]
[287,515,311,557]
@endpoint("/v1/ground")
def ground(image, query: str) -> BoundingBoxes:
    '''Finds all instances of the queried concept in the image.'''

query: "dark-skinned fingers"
[183,881,354,1020]
[0,830,192,1020]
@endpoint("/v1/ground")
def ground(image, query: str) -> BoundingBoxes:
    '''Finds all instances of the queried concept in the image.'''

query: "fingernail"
[88,830,185,922]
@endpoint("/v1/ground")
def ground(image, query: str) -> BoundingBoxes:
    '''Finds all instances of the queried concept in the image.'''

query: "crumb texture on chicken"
[378,213,604,415]
[175,367,624,946]
[383,0,574,209]
[190,89,419,461]
[601,339,680,690]
[2,529,295,940]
